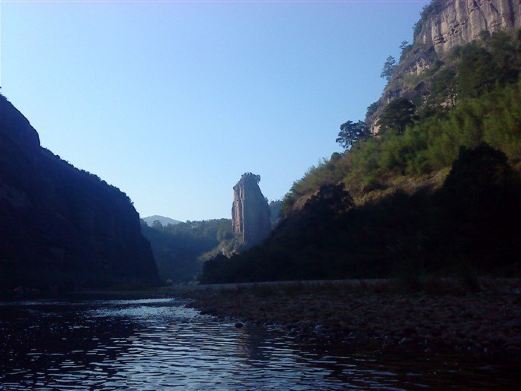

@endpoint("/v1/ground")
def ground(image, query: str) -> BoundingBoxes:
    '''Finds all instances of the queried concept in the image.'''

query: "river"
[0,298,517,390]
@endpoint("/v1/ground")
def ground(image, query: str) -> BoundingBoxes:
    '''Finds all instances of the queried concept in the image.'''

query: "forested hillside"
[0,96,159,292]
[142,219,232,282]
[201,2,521,284]
[284,30,521,213]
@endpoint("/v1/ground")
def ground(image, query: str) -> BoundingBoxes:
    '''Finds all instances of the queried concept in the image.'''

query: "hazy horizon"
[1,0,428,221]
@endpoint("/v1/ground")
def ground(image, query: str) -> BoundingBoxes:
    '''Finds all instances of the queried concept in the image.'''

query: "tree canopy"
[336,120,369,150]
[377,98,416,134]
[380,56,397,81]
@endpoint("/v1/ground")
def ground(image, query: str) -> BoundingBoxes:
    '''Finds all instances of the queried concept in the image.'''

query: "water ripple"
[0,298,516,390]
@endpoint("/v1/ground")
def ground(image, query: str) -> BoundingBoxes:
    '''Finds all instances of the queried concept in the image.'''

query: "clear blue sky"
[1,0,428,221]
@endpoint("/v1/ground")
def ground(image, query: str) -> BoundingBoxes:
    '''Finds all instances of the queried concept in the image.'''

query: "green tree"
[456,44,498,98]
[302,183,354,222]
[336,120,369,150]
[428,68,457,109]
[443,143,516,194]
[377,98,416,133]
[366,101,379,119]
[399,40,412,60]
[381,56,397,81]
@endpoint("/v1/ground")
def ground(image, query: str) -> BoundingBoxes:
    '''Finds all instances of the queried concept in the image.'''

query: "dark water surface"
[0,298,518,390]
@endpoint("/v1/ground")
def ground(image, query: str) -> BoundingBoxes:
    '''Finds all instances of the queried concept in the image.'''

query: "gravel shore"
[173,279,521,358]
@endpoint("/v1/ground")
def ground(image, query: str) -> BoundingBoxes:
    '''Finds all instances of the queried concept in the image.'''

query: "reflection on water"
[0,298,517,390]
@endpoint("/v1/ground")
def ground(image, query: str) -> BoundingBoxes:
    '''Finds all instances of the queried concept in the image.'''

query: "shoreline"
[171,278,521,359]
[3,278,521,359]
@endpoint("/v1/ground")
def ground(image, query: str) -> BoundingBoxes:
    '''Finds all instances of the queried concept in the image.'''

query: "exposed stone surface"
[0,95,158,289]
[417,0,521,54]
[367,0,521,132]
[232,173,271,248]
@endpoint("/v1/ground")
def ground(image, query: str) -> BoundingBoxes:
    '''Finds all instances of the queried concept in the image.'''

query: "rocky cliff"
[367,0,521,132]
[416,0,521,54]
[231,173,271,248]
[0,95,158,290]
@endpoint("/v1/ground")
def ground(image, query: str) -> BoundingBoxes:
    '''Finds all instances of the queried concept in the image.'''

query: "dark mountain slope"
[0,95,158,290]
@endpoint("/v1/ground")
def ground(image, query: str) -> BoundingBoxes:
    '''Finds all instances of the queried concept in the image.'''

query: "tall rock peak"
[232,173,271,248]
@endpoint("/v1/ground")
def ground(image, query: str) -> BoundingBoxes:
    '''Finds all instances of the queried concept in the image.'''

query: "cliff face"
[367,0,521,132]
[416,0,521,54]
[0,95,158,290]
[232,173,271,248]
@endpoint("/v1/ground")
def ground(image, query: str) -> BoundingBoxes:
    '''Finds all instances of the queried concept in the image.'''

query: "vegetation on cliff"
[202,144,521,283]
[413,0,444,38]
[283,31,521,212]
[201,25,521,284]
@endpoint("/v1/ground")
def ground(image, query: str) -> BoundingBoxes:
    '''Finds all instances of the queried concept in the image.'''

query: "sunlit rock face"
[367,0,521,133]
[417,0,521,54]
[232,173,271,248]
[0,95,158,289]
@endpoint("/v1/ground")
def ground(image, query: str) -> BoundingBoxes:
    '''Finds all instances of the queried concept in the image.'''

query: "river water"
[0,298,518,390]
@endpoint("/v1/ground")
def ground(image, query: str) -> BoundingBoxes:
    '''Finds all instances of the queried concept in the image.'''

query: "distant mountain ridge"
[143,215,182,227]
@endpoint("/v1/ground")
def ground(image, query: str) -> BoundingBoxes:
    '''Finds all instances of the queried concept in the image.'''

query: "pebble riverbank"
[173,279,521,358]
